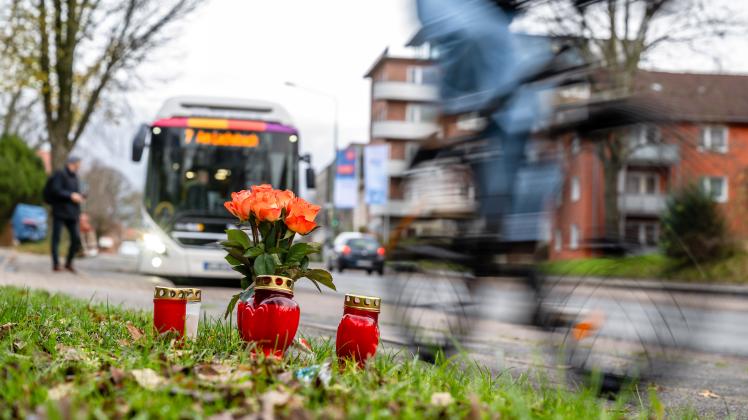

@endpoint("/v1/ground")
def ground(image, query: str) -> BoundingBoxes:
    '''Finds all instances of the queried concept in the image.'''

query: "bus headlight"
[143,233,167,254]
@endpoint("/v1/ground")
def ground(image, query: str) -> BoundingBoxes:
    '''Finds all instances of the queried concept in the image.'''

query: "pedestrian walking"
[44,156,85,273]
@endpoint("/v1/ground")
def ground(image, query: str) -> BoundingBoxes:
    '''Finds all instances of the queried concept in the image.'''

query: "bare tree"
[522,0,745,238]
[2,0,200,169]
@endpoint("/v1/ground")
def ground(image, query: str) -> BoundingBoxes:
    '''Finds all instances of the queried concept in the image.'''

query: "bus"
[131,96,314,280]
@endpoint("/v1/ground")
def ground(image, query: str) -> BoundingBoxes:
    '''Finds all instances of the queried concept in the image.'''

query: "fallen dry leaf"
[131,368,166,390]
[261,389,291,419]
[698,389,720,399]
[47,383,74,400]
[430,392,454,407]
[117,339,130,347]
[0,322,16,339]
[110,367,126,385]
[56,345,83,362]
[126,322,144,341]
[194,363,253,388]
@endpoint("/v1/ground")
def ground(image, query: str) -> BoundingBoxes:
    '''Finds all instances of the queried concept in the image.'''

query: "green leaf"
[240,276,250,290]
[232,265,252,277]
[225,254,242,266]
[259,222,271,239]
[300,256,310,271]
[243,245,264,258]
[224,293,241,319]
[220,240,243,249]
[286,242,321,265]
[308,278,323,293]
[282,230,295,240]
[304,269,336,291]
[254,253,276,276]
[263,224,277,249]
[226,229,251,249]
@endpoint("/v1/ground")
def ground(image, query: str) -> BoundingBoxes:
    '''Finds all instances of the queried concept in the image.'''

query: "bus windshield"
[144,126,298,225]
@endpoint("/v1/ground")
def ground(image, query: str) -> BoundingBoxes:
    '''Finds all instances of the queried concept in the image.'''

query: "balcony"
[627,144,679,166]
[372,81,439,102]
[618,194,667,216]
[369,199,412,218]
[371,120,440,140]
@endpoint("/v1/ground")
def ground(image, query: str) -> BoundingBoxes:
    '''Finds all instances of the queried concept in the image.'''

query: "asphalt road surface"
[2,249,748,416]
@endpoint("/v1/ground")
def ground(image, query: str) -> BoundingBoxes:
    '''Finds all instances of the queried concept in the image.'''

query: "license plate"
[356,260,373,268]
[203,261,233,272]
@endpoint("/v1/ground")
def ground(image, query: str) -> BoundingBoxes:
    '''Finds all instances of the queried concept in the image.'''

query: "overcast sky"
[76,0,748,190]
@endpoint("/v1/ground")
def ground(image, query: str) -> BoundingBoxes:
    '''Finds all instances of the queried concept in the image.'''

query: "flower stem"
[249,216,259,246]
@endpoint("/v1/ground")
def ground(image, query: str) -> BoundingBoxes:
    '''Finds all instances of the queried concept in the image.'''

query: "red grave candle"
[153,287,201,338]
[240,275,300,358]
[336,294,381,366]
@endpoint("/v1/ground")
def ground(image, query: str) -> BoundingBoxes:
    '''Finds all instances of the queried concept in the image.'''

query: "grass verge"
[0,286,692,418]
[542,252,748,284]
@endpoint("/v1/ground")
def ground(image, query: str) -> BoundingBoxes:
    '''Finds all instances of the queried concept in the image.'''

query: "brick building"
[363,46,441,236]
[551,71,748,260]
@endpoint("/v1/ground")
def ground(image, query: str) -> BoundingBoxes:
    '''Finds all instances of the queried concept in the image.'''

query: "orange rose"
[224,190,253,221]
[251,191,282,222]
[285,197,320,235]
[274,189,295,212]
[251,184,273,194]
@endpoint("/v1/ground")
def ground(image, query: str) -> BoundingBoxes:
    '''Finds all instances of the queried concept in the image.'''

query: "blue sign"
[334,147,358,209]
[364,145,389,205]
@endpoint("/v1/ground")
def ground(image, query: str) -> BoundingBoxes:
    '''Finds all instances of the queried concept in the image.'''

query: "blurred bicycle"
[386,0,692,394]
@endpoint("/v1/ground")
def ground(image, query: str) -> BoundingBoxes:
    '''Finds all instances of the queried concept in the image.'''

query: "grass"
[542,252,748,284]
[0,286,696,419]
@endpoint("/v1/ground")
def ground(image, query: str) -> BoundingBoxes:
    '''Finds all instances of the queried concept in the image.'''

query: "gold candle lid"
[154,286,191,300]
[255,275,294,294]
[344,294,381,312]
[183,288,201,302]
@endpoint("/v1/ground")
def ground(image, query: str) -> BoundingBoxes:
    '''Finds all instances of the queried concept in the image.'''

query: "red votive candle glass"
[240,275,300,358]
[153,287,201,338]
[336,294,381,366]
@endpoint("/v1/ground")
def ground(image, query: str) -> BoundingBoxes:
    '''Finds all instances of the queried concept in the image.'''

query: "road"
[2,248,748,416]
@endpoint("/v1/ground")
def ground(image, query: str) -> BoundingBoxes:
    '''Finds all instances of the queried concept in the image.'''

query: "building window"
[374,105,387,122]
[570,176,580,202]
[554,229,562,252]
[569,224,579,250]
[635,124,661,146]
[625,172,659,195]
[571,135,581,154]
[625,221,660,246]
[407,66,439,85]
[702,176,728,203]
[406,103,438,123]
[700,125,728,153]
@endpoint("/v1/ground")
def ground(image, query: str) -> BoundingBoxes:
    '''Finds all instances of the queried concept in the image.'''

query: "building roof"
[363,46,435,78]
[634,71,748,123]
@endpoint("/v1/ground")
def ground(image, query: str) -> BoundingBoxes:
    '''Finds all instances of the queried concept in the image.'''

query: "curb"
[546,275,748,297]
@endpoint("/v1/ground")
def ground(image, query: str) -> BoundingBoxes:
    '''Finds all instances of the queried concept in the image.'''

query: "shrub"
[0,135,46,226]
[660,184,730,263]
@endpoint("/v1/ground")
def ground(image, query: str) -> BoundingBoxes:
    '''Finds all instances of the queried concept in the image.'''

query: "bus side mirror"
[132,124,149,162]
[305,167,316,189]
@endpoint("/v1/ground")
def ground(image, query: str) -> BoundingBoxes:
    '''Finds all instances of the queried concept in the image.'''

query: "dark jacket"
[48,167,81,220]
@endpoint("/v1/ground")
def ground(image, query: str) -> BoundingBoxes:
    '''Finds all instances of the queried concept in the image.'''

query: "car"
[325,232,385,275]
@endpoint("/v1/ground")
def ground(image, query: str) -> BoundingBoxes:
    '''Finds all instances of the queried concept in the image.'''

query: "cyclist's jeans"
[473,130,527,231]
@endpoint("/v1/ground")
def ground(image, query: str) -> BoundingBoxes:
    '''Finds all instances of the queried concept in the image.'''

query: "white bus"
[131,96,314,280]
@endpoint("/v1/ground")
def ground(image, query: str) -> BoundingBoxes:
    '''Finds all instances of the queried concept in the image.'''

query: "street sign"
[364,144,389,205]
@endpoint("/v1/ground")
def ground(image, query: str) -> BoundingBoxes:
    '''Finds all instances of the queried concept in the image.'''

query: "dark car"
[330,236,385,275]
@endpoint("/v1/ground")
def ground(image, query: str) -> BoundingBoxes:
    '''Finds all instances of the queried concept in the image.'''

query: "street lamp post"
[285,81,339,237]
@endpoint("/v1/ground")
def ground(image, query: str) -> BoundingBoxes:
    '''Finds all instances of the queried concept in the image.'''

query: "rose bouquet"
[222,184,335,318]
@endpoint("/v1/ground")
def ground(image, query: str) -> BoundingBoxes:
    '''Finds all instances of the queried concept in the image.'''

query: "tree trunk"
[49,125,72,170]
